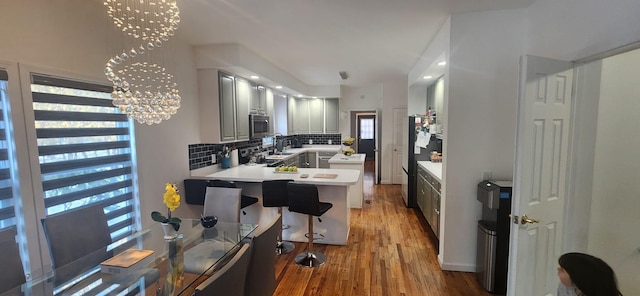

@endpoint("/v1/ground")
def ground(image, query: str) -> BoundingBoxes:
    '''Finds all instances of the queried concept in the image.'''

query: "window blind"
[0,69,17,231]
[31,74,138,242]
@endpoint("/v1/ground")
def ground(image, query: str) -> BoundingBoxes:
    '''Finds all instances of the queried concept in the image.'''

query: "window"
[360,118,374,140]
[30,74,139,242]
[0,68,19,232]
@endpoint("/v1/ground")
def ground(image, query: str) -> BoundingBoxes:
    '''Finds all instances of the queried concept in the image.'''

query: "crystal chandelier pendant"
[104,0,181,125]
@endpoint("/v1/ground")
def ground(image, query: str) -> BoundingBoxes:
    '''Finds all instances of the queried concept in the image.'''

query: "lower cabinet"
[417,166,440,239]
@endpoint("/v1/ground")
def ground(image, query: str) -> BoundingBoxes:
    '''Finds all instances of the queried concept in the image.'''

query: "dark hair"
[558,252,622,296]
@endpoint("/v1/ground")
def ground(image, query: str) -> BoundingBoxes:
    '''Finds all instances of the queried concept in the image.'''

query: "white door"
[508,55,573,295]
[392,108,406,184]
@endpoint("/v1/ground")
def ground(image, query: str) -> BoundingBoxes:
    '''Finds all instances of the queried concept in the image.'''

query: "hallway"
[273,160,489,295]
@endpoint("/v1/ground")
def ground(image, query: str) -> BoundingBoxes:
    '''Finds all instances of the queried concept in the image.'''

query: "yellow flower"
[163,183,181,212]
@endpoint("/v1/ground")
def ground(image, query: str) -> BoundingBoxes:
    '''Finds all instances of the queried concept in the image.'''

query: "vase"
[161,223,178,240]
[159,238,184,296]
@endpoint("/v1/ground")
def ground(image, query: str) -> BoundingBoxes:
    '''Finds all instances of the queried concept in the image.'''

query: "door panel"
[510,55,573,296]
[357,115,375,159]
[392,108,407,184]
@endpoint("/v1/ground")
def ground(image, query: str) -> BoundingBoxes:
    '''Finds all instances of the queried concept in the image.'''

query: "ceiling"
[178,0,534,89]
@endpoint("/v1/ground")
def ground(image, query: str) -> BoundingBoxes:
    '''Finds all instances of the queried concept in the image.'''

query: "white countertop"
[265,145,341,161]
[417,161,442,182]
[201,166,360,186]
[328,153,366,164]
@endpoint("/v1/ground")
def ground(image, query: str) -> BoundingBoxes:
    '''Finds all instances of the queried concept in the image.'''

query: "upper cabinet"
[288,97,339,135]
[294,99,310,134]
[309,99,324,133]
[324,98,339,134]
[198,69,338,142]
[251,84,268,114]
[427,77,444,135]
[198,70,265,143]
[234,77,251,140]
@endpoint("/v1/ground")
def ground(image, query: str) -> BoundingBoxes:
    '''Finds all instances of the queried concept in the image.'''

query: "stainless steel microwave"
[249,114,270,139]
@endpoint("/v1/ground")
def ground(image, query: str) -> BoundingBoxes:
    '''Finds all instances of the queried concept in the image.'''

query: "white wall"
[525,0,640,62]
[408,84,427,115]
[0,1,200,227]
[439,9,524,271]
[587,49,640,293]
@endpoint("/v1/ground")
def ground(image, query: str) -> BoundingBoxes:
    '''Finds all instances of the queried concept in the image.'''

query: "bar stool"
[287,183,333,267]
[208,180,259,215]
[261,179,295,255]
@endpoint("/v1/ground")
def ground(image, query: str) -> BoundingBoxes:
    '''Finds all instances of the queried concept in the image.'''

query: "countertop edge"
[417,161,442,182]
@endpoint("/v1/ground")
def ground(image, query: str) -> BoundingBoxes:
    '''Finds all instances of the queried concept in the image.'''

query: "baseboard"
[439,259,476,273]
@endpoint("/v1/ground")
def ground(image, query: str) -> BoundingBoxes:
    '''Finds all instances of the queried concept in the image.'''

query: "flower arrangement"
[342,137,355,146]
[151,183,182,231]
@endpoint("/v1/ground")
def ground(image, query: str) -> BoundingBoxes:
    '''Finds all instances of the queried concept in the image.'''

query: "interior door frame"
[351,110,379,184]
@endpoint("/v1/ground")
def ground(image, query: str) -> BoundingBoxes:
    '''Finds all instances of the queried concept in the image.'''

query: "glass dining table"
[3,219,257,296]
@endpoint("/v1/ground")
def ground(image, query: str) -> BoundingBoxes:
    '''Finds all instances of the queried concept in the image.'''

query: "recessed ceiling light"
[250,75,259,79]
[312,96,317,99]
[437,61,446,66]
[297,94,303,98]
[423,75,432,79]
[275,86,283,89]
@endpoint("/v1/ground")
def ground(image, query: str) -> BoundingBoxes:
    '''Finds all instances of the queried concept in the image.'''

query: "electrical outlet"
[211,154,217,164]
[482,171,492,181]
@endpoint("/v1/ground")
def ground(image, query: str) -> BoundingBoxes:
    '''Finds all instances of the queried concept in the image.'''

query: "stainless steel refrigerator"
[401,115,438,208]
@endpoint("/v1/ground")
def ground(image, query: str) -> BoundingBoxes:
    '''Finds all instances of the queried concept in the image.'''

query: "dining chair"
[41,203,160,293]
[204,186,242,222]
[244,214,281,296]
[41,203,113,285]
[208,179,259,214]
[0,227,26,294]
[194,243,252,296]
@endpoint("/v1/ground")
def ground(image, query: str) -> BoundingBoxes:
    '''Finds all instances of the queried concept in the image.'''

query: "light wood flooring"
[273,160,490,296]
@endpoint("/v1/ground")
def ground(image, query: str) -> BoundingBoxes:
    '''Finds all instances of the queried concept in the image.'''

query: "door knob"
[520,214,539,225]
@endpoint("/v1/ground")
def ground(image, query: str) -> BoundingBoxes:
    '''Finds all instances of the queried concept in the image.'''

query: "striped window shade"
[30,74,139,242]
[0,68,18,231]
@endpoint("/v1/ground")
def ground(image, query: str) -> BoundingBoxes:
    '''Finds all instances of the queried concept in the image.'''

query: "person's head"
[557,252,622,296]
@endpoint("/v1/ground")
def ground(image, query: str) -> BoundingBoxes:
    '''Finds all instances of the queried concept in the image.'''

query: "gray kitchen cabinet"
[234,77,250,140]
[428,177,441,238]
[309,98,324,133]
[219,73,237,142]
[317,151,333,168]
[307,151,317,168]
[265,88,274,134]
[417,167,427,212]
[294,99,310,134]
[298,153,307,168]
[287,96,296,135]
[324,98,339,134]
[251,84,268,114]
[417,165,440,239]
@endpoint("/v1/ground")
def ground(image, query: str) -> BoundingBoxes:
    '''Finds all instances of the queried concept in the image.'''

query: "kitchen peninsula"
[200,166,360,245]
[329,153,366,208]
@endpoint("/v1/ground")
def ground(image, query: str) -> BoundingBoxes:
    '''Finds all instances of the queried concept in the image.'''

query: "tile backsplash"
[188,134,342,170]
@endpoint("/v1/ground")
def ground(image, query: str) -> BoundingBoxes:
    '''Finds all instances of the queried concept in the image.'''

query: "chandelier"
[104,0,181,125]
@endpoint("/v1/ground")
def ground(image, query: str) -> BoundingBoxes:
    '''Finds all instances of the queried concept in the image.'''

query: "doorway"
[356,114,375,160]
[509,47,640,295]
[351,110,379,184]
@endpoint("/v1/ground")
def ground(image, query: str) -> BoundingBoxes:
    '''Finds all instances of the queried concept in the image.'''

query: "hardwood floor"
[273,160,490,296]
